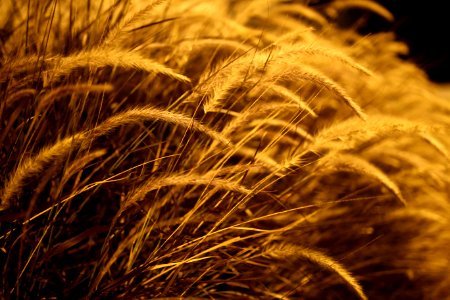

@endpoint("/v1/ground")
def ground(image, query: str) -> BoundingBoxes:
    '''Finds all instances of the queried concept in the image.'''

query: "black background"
[380,0,450,83]
[333,0,450,83]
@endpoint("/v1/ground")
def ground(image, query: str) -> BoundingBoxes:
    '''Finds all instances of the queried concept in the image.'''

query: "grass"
[1,0,449,299]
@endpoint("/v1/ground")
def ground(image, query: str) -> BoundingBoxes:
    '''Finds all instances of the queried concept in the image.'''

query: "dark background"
[379,0,450,83]
[326,0,450,83]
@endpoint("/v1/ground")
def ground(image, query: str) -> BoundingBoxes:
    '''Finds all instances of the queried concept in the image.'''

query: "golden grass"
[326,0,395,22]
[1,0,450,299]
[45,48,191,84]
[265,243,368,300]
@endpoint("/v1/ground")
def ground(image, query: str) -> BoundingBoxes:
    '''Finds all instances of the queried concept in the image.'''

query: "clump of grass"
[1,0,450,299]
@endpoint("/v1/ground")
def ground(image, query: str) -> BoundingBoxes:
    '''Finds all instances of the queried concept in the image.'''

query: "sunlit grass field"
[1,1,449,299]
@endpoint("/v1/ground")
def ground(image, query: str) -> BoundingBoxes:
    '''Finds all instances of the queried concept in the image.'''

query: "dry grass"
[1,0,450,299]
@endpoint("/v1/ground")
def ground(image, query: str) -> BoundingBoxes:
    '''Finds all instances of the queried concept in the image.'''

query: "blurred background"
[379,0,449,83]
[327,0,450,83]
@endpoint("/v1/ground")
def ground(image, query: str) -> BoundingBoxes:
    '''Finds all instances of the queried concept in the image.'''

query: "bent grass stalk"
[0,106,231,210]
